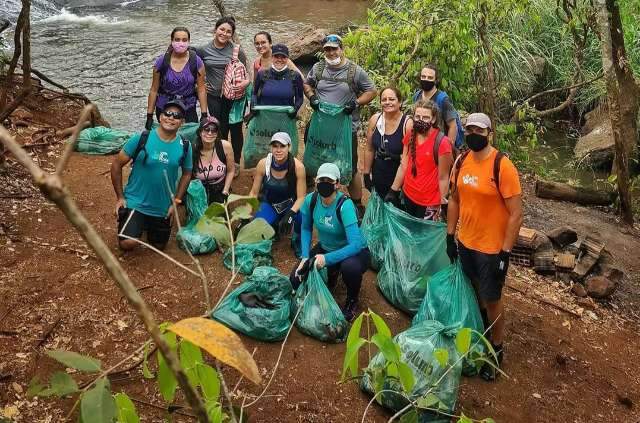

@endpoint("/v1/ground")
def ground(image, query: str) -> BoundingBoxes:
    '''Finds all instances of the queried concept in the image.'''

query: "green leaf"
[369,310,391,338]
[46,350,102,373]
[157,332,178,403]
[142,342,154,379]
[396,362,415,393]
[195,216,230,247]
[114,392,140,423]
[229,204,254,223]
[196,363,220,402]
[433,348,449,368]
[455,328,472,355]
[481,419,497,423]
[457,413,473,423]
[341,337,367,381]
[417,392,441,410]
[80,377,116,423]
[206,402,224,423]
[26,377,46,398]
[227,194,259,211]
[399,409,418,423]
[179,340,204,388]
[203,202,226,219]
[371,367,386,394]
[48,371,79,397]
[371,333,400,363]
[346,313,364,348]
[235,218,275,244]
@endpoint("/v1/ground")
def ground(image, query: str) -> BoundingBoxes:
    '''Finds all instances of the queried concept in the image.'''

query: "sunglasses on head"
[323,35,342,44]
[163,110,184,120]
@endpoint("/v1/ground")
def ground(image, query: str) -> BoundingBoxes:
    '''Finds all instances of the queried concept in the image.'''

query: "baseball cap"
[465,113,492,129]
[163,99,186,115]
[316,163,340,182]
[199,115,220,130]
[270,132,291,146]
[322,34,343,49]
[272,43,289,57]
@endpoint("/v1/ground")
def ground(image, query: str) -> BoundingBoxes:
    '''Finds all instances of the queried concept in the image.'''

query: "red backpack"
[222,44,247,100]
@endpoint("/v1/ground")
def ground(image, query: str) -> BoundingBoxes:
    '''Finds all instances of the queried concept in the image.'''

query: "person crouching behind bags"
[446,113,523,381]
[249,132,306,256]
[192,116,235,204]
[384,99,453,221]
[289,163,370,322]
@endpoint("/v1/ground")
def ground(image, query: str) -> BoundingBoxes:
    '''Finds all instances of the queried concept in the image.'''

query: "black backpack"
[451,150,506,197]
[309,192,350,226]
[130,130,190,168]
[157,49,199,96]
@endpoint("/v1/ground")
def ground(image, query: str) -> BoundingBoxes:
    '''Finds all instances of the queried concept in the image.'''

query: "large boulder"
[287,27,329,65]
[585,276,617,299]
[574,120,614,170]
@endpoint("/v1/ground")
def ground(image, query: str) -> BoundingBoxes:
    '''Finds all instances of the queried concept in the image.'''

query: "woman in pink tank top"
[193,116,235,204]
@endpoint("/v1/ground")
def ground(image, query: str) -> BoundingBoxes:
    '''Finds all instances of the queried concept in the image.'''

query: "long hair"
[192,127,221,176]
[410,99,440,177]
[215,16,236,35]
[168,26,190,54]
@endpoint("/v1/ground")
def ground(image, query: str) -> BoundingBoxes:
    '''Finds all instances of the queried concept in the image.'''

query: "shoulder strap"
[131,130,151,165]
[188,49,198,80]
[433,90,448,106]
[314,61,326,86]
[347,62,358,94]
[494,151,505,197]
[451,149,470,195]
[412,89,422,103]
[158,51,171,78]
[214,139,226,165]
[433,131,445,167]
[310,191,318,221]
[309,191,348,225]
[232,44,240,61]
[179,136,189,168]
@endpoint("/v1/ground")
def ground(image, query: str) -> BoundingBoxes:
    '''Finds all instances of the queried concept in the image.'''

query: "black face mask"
[317,181,336,198]
[413,119,432,134]
[466,133,489,152]
[420,80,435,91]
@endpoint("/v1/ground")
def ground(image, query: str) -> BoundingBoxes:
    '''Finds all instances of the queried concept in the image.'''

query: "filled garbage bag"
[75,126,132,155]
[176,180,217,255]
[303,102,352,185]
[377,204,450,314]
[361,192,387,271]
[413,260,485,375]
[243,105,299,168]
[212,266,292,342]
[360,320,462,422]
[292,266,348,343]
[223,239,273,275]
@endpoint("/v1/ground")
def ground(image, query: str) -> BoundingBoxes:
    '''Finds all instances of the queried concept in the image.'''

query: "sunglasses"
[202,127,218,134]
[323,35,342,44]
[163,111,184,120]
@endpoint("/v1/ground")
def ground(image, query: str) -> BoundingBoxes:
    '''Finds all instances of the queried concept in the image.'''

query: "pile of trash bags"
[75,126,132,155]
[176,180,217,255]
[361,192,386,271]
[223,239,273,275]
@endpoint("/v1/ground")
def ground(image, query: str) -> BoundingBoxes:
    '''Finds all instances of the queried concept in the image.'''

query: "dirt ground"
[1,98,640,422]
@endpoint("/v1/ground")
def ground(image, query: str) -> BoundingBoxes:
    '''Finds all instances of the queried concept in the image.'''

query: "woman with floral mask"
[146,27,207,129]
[385,99,453,221]
[289,163,370,322]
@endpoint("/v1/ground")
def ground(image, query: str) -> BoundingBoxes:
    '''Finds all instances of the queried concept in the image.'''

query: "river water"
[2,0,370,130]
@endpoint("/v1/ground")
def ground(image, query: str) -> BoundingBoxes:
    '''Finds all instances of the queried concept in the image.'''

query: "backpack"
[450,150,506,197]
[130,130,190,168]
[413,89,465,149]
[314,60,359,95]
[157,49,199,96]
[222,44,247,100]
[256,68,298,101]
[309,192,350,226]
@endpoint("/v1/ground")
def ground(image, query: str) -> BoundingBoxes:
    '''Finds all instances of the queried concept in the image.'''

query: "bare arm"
[363,114,377,174]
[147,69,161,114]
[446,119,457,148]
[389,145,409,191]
[303,83,315,99]
[437,152,453,203]
[249,159,266,198]
[292,159,307,213]
[222,141,235,194]
[175,171,191,203]
[502,194,523,251]
[110,150,132,215]
[196,66,208,115]
[357,89,377,106]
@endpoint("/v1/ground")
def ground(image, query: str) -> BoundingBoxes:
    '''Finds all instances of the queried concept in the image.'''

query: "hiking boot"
[480,344,504,382]
[341,298,359,322]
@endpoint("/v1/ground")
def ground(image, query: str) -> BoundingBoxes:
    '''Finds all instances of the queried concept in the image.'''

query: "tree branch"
[211,0,226,17]
[519,73,603,105]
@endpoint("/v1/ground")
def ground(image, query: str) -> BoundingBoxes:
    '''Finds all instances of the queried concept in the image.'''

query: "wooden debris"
[555,253,576,271]
[535,179,616,206]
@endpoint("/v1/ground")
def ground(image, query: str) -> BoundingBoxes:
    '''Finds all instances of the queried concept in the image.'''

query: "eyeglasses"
[162,111,184,120]
[202,127,218,134]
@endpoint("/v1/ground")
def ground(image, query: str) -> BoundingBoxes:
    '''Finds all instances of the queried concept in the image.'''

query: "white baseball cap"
[316,163,341,182]
[270,132,292,146]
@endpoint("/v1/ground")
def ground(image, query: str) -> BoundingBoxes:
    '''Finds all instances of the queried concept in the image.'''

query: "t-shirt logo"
[462,173,479,187]
[157,151,169,164]
[322,215,334,227]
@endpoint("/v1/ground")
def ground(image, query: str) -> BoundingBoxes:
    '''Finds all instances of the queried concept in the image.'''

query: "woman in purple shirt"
[145,27,208,129]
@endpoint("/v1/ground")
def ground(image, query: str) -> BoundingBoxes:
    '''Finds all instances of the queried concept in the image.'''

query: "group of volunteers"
[109,17,523,382]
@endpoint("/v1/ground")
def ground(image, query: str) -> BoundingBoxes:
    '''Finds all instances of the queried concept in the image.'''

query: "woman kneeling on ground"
[193,116,235,204]
[289,163,370,322]
[249,132,306,255]
[385,99,453,221]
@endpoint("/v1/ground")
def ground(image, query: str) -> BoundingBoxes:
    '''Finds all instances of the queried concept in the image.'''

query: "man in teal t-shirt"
[110,100,193,251]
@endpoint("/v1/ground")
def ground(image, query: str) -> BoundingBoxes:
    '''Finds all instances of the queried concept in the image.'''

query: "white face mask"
[325,56,341,66]
[271,63,288,72]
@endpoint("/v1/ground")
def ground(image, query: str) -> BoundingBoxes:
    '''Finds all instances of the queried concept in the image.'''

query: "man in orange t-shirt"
[446,112,523,381]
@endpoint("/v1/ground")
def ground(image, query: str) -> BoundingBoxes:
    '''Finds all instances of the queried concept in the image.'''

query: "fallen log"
[535,179,615,206]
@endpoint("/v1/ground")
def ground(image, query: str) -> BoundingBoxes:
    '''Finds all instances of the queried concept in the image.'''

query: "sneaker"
[480,344,504,381]
[341,298,359,322]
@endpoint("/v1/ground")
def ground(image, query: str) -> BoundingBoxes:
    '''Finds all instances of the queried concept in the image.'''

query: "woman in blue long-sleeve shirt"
[289,163,370,322]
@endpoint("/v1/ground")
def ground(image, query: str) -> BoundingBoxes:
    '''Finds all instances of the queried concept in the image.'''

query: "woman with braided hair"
[384,99,453,220]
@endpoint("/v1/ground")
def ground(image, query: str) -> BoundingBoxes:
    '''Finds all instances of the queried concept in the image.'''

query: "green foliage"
[157,331,178,403]
[495,121,541,169]
[81,378,116,423]
[46,350,102,373]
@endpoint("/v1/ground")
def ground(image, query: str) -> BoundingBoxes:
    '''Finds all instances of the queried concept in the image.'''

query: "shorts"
[402,192,441,221]
[117,207,171,249]
[458,242,503,303]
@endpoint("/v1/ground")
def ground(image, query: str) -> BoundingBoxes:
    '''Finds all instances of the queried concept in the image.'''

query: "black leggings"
[207,94,244,164]
[290,244,370,302]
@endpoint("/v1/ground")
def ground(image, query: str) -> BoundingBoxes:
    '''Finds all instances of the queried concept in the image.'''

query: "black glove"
[221,191,229,203]
[495,250,511,281]
[343,99,358,115]
[440,203,448,221]
[278,209,296,236]
[199,111,208,122]
[244,109,257,125]
[287,110,297,119]
[294,257,314,286]
[446,234,458,264]
[363,173,373,192]
[145,113,154,131]
[384,189,401,208]
[309,95,320,111]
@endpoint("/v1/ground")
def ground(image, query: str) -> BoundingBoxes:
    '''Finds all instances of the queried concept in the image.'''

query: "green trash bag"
[212,266,292,342]
[292,266,348,343]
[75,126,132,155]
[223,239,273,275]
[377,204,450,315]
[176,180,217,255]
[361,192,387,271]
[303,102,352,185]
[412,260,485,376]
[360,320,462,422]
[229,83,251,125]
[243,105,299,169]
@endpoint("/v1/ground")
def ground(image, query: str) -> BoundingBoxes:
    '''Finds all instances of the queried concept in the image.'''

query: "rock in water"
[585,276,616,299]
[574,121,614,170]
[287,27,330,64]
[546,226,578,248]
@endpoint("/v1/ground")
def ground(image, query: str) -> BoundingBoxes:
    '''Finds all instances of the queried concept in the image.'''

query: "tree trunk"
[477,3,497,132]
[21,0,31,91]
[535,179,615,206]
[596,0,634,224]
[0,6,26,112]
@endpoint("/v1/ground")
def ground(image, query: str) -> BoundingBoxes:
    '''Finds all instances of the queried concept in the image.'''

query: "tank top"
[195,148,226,185]
[372,113,408,160]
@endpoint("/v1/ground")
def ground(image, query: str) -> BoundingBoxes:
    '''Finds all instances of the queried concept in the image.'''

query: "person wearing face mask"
[251,44,304,118]
[289,163,370,322]
[446,113,523,381]
[249,132,306,256]
[146,27,208,129]
[252,32,302,76]
[192,116,235,204]
[303,34,377,217]
[363,86,413,198]
[412,64,465,151]
[384,100,453,221]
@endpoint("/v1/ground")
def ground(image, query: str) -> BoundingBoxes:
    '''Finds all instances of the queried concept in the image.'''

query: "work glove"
[343,98,358,115]
[309,95,320,111]
[278,209,297,236]
[363,173,373,192]
[293,257,315,287]
[287,110,298,119]
[384,189,401,208]
[495,250,511,281]
[446,234,458,264]
[144,113,154,131]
